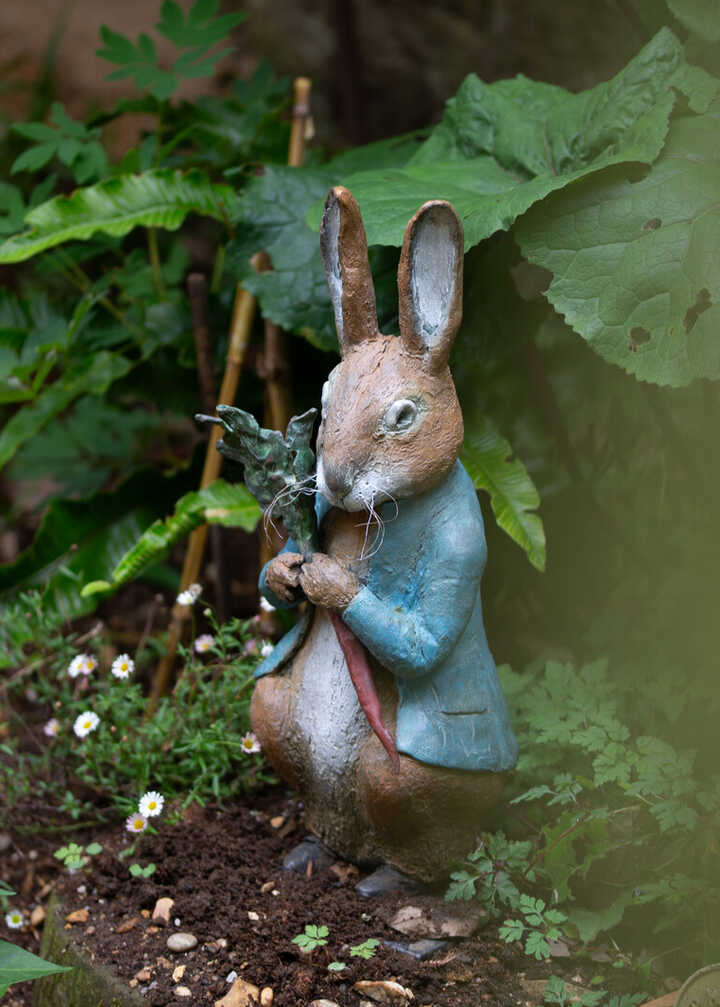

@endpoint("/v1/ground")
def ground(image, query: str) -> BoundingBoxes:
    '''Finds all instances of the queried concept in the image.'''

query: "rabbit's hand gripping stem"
[298,553,359,610]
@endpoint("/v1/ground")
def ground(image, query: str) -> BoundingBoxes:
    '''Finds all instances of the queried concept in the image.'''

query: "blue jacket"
[256,461,518,773]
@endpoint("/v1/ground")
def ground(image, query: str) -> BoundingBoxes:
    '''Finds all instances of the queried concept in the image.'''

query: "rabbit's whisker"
[262,475,315,541]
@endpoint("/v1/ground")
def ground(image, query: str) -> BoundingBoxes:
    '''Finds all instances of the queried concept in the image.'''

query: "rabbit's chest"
[290,510,373,787]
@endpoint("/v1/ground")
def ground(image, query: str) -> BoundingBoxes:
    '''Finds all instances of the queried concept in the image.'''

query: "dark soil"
[2,788,569,1007]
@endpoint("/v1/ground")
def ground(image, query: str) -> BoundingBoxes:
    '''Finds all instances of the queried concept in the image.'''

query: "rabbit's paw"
[299,554,359,610]
[265,551,304,603]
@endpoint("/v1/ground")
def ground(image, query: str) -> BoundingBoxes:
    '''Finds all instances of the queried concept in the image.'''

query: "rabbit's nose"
[323,462,352,500]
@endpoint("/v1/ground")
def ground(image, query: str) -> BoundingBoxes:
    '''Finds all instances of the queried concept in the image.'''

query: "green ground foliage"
[0,0,718,993]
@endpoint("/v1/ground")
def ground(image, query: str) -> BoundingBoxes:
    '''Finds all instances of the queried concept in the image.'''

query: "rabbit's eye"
[384,398,418,432]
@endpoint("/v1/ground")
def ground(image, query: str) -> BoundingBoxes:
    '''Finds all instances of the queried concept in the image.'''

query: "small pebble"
[152,897,175,926]
[260,881,275,894]
[140,909,150,918]
[260,988,274,1006]
[226,970,238,983]
[134,968,152,982]
[174,917,181,926]
[175,986,192,997]
[247,911,260,922]
[30,906,46,927]
[84,925,95,936]
[76,884,87,895]
[270,816,285,828]
[172,964,186,981]
[65,908,89,924]
[167,932,198,952]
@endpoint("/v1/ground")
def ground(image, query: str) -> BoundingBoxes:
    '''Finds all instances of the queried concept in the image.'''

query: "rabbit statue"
[250,187,518,887]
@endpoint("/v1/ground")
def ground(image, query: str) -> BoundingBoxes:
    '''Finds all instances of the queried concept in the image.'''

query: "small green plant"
[292,924,329,955]
[499,894,568,961]
[543,976,605,1007]
[53,841,103,871]
[446,830,534,912]
[12,102,108,183]
[129,862,157,879]
[327,961,346,972]
[349,937,381,960]
[96,0,247,101]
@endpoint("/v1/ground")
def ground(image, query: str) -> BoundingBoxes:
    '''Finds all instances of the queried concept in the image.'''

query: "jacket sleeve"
[341,521,485,679]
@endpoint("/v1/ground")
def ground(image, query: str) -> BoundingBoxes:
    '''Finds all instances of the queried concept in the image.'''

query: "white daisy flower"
[240,731,261,754]
[177,583,202,606]
[111,654,135,679]
[68,653,97,678]
[73,711,100,738]
[194,634,215,654]
[138,791,164,817]
[5,910,23,929]
[260,641,274,658]
[126,812,147,834]
[43,718,60,737]
[259,596,276,613]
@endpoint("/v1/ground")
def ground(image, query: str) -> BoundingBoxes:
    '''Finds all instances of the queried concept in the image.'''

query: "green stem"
[147,228,167,301]
[53,250,146,342]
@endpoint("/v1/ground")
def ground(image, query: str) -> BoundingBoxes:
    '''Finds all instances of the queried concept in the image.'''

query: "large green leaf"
[0,939,71,998]
[0,351,131,471]
[226,166,336,351]
[516,100,720,385]
[82,478,261,596]
[307,29,717,250]
[0,466,193,621]
[460,414,546,571]
[0,169,240,263]
[226,135,421,351]
[666,0,720,41]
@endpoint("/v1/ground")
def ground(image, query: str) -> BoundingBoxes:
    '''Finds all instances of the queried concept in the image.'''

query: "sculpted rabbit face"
[316,187,465,512]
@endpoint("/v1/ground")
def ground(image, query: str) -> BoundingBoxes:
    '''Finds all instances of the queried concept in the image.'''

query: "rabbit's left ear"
[398,200,463,373]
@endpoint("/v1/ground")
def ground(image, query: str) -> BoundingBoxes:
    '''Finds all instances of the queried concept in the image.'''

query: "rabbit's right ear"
[398,200,463,373]
[320,187,378,356]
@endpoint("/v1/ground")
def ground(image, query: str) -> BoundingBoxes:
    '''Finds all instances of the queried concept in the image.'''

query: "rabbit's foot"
[355,863,422,898]
[282,834,336,874]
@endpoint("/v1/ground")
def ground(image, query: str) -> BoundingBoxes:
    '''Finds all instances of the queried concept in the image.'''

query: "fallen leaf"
[115,917,138,934]
[215,977,261,1007]
[353,980,415,1003]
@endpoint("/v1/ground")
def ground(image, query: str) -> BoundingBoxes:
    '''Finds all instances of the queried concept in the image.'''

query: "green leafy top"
[97,0,247,101]
[198,406,319,556]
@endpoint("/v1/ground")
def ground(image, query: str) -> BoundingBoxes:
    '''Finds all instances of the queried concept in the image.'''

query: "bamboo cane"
[258,78,313,595]
[148,279,257,707]
[148,77,313,706]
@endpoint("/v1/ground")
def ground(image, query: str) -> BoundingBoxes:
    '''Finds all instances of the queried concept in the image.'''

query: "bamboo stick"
[258,78,313,587]
[148,281,258,707]
[149,77,313,705]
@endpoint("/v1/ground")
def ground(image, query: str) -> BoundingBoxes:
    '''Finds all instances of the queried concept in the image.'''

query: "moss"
[33,894,144,1007]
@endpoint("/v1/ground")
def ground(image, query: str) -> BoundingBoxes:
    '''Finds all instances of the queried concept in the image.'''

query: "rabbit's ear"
[398,200,463,373]
[320,187,378,356]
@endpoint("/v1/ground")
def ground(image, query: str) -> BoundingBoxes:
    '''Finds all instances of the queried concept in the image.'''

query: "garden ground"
[3,786,680,1007]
